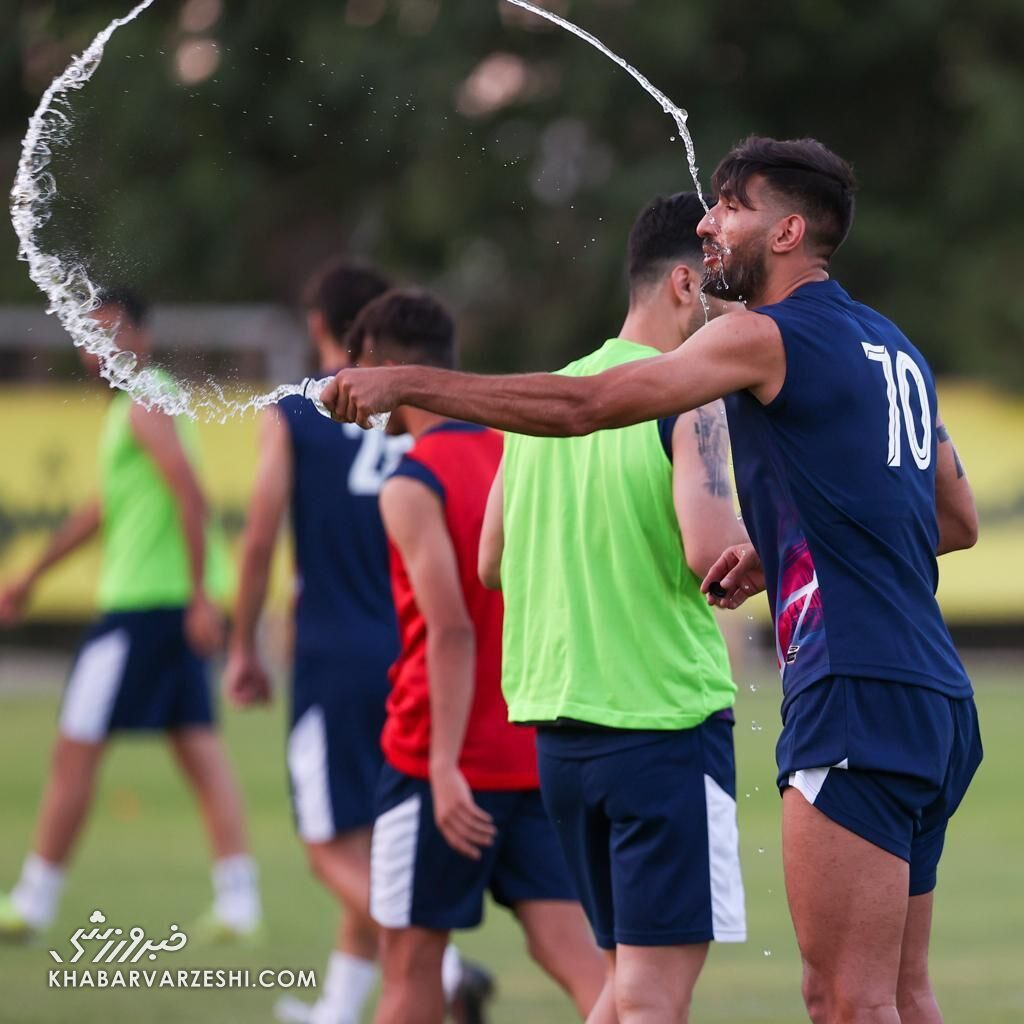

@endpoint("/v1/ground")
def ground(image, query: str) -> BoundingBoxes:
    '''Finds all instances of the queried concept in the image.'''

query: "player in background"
[353,290,607,1024]
[476,192,749,1024]
[0,289,261,943]
[321,137,982,1024]
[225,262,490,1024]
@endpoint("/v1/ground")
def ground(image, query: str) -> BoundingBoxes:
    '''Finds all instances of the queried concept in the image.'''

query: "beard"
[701,237,768,305]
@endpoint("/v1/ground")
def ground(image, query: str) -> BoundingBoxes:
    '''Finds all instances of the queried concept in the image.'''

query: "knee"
[801,964,830,1024]
[615,974,689,1023]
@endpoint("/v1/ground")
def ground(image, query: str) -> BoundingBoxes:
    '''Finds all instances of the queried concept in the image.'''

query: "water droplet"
[757,846,765,854]
[751,720,763,732]
[763,949,773,958]
[749,683,758,692]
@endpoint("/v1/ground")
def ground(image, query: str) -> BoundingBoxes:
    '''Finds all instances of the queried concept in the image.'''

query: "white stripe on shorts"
[788,758,849,806]
[370,794,421,929]
[704,774,747,942]
[288,706,335,843]
[59,629,130,743]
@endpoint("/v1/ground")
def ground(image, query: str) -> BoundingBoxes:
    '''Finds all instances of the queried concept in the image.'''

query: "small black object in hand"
[708,582,728,600]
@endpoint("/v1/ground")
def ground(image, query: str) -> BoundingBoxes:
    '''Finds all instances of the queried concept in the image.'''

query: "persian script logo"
[49,910,187,965]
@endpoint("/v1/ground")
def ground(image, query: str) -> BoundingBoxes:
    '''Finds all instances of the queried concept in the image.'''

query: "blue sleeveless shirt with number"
[278,383,410,671]
[724,280,971,714]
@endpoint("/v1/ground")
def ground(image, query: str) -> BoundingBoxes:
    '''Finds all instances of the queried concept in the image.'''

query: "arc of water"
[500,0,706,208]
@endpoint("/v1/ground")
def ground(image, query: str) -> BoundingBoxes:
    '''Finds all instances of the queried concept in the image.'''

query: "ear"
[771,214,806,255]
[669,263,699,305]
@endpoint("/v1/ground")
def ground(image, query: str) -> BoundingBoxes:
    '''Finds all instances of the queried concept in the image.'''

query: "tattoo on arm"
[937,424,965,479]
[693,407,731,498]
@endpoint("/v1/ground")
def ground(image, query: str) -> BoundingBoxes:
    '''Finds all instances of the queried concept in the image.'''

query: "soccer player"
[474,191,749,1023]
[352,289,607,1024]
[225,261,490,1024]
[320,137,983,1024]
[0,289,261,942]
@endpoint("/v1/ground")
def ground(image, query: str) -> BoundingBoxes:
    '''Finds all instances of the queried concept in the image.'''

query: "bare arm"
[672,403,748,579]
[478,460,504,590]
[130,403,222,655]
[380,476,496,860]
[934,416,978,555]
[0,500,101,625]
[322,310,785,435]
[225,409,292,706]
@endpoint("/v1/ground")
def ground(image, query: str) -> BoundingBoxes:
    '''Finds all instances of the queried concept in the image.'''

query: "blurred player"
[225,262,490,1024]
[353,290,606,1024]
[0,289,261,942]
[476,192,748,1023]
[323,136,983,1024]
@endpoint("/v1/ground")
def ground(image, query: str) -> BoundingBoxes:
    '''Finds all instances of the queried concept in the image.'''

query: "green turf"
[0,657,1021,1023]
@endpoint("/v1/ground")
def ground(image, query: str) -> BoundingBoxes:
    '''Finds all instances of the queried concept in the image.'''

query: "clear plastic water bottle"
[300,376,391,432]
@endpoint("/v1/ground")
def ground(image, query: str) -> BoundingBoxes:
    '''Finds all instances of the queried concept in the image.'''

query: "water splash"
[502,0,707,209]
[13,1,711,421]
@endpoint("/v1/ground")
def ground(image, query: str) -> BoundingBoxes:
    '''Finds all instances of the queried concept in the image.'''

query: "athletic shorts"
[777,675,983,896]
[59,608,213,743]
[536,716,747,950]
[369,763,576,932]
[287,651,389,841]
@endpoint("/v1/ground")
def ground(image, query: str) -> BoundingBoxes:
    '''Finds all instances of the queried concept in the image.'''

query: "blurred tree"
[1,0,1022,382]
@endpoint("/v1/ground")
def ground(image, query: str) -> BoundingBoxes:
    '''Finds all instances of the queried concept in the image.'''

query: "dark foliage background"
[2,0,1022,381]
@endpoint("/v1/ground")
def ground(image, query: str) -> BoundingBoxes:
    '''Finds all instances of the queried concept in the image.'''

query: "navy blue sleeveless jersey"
[724,280,970,714]
[278,384,410,670]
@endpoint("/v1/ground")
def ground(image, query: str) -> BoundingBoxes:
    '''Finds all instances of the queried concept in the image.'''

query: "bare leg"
[306,829,378,961]
[585,951,618,1024]
[613,943,708,1024]
[515,899,607,1018]
[373,926,448,1024]
[33,735,107,864]
[783,787,907,1024]
[168,726,248,857]
[896,893,943,1024]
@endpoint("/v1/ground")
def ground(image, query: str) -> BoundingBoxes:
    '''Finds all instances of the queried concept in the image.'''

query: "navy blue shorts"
[777,676,983,896]
[536,716,747,950]
[369,764,576,932]
[59,609,213,743]
[287,651,389,841]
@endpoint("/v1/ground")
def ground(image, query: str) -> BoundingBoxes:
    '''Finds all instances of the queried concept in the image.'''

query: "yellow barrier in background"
[0,381,1020,624]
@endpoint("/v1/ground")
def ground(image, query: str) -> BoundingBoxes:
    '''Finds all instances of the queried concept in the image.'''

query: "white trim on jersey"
[370,794,422,929]
[59,629,130,743]
[703,774,747,942]
[288,705,336,843]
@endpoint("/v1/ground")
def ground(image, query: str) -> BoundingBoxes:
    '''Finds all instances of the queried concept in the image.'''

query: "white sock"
[310,951,378,1024]
[211,854,261,931]
[10,853,66,930]
[441,943,464,1004]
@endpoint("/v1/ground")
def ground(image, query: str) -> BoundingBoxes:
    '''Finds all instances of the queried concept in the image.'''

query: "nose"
[696,208,715,238]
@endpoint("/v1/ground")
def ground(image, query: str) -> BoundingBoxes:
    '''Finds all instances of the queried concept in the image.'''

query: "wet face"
[697,178,775,305]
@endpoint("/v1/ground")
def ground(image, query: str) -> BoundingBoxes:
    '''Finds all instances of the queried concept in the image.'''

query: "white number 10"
[861,343,932,470]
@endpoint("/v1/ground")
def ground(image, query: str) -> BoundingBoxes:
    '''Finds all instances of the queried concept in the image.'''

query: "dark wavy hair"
[711,136,857,258]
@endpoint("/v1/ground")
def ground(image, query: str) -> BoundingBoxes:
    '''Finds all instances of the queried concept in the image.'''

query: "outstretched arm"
[0,500,101,625]
[380,476,497,861]
[321,311,785,436]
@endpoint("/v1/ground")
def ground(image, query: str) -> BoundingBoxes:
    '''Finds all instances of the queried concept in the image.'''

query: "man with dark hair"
[0,289,261,944]
[357,289,606,1024]
[322,136,982,1024]
[475,192,749,1024]
[303,260,392,352]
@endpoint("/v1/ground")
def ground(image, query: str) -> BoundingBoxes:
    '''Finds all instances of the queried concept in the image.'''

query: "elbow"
[685,549,715,582]
[478,561,501,591]
[957,515,980,551]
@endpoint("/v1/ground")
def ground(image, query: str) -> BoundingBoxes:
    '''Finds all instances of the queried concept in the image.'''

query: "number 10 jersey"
[725,280,971,713]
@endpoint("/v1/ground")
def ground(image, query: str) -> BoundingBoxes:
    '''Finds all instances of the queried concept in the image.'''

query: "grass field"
[1,654,1021,1024]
